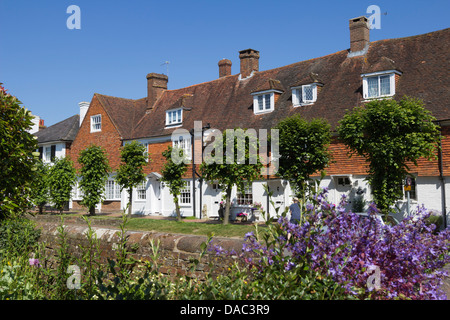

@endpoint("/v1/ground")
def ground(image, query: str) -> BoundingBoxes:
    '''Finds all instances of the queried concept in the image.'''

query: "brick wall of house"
[323,125,450,177]
[69,95,123,172]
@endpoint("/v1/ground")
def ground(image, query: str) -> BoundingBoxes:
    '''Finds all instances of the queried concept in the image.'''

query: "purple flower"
[29,258,41,267]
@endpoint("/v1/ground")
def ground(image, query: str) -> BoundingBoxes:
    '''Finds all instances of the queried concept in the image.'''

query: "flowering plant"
[252,202,263,210]
[210,187,450,300]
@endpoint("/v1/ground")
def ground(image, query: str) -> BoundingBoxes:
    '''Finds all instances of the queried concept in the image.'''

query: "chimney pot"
[349,16,370,53]
[218,59,232,78]
[147,73,168,108]
[239,49,259,79]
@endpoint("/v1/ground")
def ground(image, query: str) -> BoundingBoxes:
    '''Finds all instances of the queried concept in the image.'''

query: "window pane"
[367,77,379,98]
[297,89,303,104]
[258,95,264,110]
[177,109,182,123]
[137,180,147,200]
[303,85,314,102]
[380,75,391,96]
[180,181,191,204]
[265,94,271,109]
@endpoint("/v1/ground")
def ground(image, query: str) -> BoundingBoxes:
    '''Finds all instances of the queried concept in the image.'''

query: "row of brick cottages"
[34,17,450,224]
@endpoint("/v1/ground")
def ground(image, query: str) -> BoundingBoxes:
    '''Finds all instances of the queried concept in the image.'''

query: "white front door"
[150,179,162,214]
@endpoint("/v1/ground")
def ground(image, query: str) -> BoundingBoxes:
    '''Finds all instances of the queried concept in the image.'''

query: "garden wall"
[31,216,244,280]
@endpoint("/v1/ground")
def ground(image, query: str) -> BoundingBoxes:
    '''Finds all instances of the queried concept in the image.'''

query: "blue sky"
[1,0,449,126]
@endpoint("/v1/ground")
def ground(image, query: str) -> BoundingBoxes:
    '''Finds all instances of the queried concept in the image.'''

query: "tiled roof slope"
[34,114,80,143]
[102,28,450,140]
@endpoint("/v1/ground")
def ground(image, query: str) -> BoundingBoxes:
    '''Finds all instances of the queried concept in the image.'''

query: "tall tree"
[78,145,110,216]
[116,141,148,217]
[0,83,39,219]
[275,115,332,198]
[161,146,188,222]
[48,157,77,214]
[337,97,441,217]
[201,129,263,225]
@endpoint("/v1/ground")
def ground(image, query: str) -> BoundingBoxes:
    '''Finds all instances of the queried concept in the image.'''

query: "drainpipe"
[437,122,447,229]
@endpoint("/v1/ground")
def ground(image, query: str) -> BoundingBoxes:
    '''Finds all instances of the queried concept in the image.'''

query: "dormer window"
[166,108,182,126]
[251,91,280,114]
[361,70,401,100]
[292,84,319,107]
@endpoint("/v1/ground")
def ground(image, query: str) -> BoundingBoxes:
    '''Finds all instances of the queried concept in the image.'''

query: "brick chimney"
[218,59,232,78]
[147,73,168,108]
[239,49,259,79]
[349,16,370,54]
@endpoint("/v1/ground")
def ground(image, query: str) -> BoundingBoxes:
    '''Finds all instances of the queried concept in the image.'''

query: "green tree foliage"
[78,145,110,216]
[0,83,39,220]
[201,129,263,225]
[48,157,77,213]
[116,141,148,217]
[30,161,50,214]
[160,146,188,222]
[337,97,441,216]
[274,115,332,198]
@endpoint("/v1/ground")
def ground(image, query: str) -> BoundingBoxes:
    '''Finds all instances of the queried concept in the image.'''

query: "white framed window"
[251,91,279,114]
[105,180,121,200]
[179,181,191,205]
[143,142,149,162]
[362,70,400,100]
[401,176,417,201]
[72,181,84,200]
[237,184,253,205]
[292,84,318,106]
[90,114,102,132]
[166,108,182,126]
[172,135,191,158]
[136,180,147,200]
[44,146,52,163]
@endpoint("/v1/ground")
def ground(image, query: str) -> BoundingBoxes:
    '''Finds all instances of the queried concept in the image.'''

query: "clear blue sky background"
[1,0,449,126]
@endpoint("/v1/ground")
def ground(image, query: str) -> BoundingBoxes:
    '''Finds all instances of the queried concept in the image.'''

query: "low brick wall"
[30,215,450,299]
[32,216,245,280]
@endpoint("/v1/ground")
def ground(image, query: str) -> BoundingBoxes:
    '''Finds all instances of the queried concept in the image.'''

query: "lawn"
[89,215,262,238]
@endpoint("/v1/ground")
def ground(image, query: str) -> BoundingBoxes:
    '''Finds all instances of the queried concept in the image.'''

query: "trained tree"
[337,97,441,217]
[0,83,39,219]
[116,141,148,217]
[201,129,263,225]
[30,161,50,214]
[48,157,77,214]
[78,145,110,216]
[161,146,188,222]
[274,115,332,198]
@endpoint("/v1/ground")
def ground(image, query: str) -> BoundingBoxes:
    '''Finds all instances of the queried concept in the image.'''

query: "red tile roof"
[94,28,450,140]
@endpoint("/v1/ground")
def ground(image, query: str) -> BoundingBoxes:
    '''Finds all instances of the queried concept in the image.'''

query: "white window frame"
[237,183,253,206]
[136,180,147,201]
[172,134,191,159]
[291,84,318,107]
[179,180,191,205]
[44,146,52,163]
[361,70,401,100]
[90,114,102,132]
[166,108,183,126]
[251,90,280,114]
[105,179,121,200]
[143,142,149,162]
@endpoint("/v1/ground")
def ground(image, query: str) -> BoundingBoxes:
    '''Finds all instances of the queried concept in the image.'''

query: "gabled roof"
[34,114,80,143]
[91,28,450,140]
